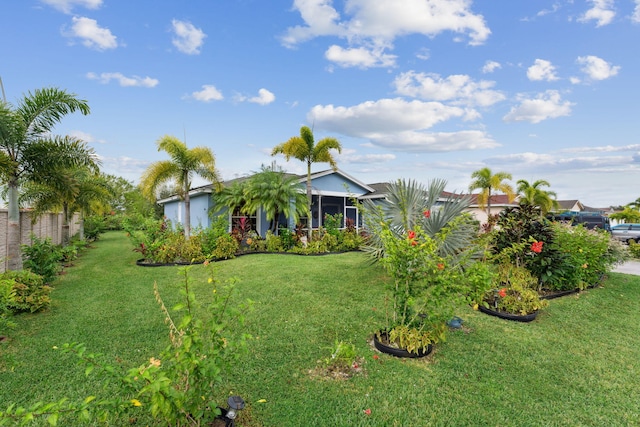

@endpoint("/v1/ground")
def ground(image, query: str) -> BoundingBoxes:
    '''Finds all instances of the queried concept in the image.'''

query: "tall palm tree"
[0,87,96,270]
[516,179,558,215]
[271,126,342,238]
[140,135,220,239]
[21,167,112,244]
[468,167,515,216]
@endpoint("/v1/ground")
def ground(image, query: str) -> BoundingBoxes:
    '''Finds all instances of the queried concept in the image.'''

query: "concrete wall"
[0,209,81,273]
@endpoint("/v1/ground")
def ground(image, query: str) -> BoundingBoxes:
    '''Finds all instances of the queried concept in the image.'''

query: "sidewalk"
[612,260,640,276]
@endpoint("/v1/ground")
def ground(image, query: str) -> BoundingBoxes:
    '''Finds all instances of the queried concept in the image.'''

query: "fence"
[0,209,81,273]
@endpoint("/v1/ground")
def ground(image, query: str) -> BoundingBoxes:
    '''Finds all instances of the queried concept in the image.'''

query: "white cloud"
[66,16,117,50]
[249,88,276,105]
[576,55,620,80]
[325,45,397,68]
[86,72,159,87]
[633,0,640,23]
[560,144,640,153]
[41,0,101,14]
[281,0,491,68]
[527,59,559,81]
[481,60,501,74]
[393,71,505,107]
[68,130,106,144]
[309,98,498,152]
[503,90,573,123]
[578,0,615,27]
[188,85,223,102]
[234,88,276,105]
[338,149,396,164]
[171,19,206,55]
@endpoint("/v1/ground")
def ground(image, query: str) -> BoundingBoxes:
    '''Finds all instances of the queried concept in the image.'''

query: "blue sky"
[2,0,639,207]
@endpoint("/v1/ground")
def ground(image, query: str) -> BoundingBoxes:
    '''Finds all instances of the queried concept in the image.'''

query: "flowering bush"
[549,222,628,290]
[377,224,475,350]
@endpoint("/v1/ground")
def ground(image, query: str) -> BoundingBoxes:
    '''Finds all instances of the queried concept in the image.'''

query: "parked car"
[610,223,640,243]
[548,212,611,231]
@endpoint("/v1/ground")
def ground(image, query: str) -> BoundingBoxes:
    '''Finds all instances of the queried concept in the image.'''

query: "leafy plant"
[488,263,548,315]
[211,234,238,260]
[0,280,17,337]
[265,231,284,252]
[323,340,358,370]
[2,270,51,313]
[21,235,62,284]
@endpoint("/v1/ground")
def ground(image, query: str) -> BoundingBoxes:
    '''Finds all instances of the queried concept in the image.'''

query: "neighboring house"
[466,194,520,224]
[555,200,584,212]
[158,169,374,237]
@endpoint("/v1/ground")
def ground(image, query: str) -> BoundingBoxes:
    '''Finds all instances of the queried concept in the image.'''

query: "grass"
[1,231,640,426]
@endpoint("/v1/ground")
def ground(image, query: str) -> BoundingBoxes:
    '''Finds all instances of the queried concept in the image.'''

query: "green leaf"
[46,413,58,426]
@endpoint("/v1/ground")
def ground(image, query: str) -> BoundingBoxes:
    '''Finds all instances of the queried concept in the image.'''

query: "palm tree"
[21,167,112,244]
[361,178,475,261]
[271,126,342,238]
[0,87,97,270]
[516,179,558,215]
[140,135,220,239]
[243,165,307,234]
[627,197,640,210]
[468,167,515,216]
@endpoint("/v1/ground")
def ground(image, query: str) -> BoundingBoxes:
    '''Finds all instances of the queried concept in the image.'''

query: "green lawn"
[1,231,640,426]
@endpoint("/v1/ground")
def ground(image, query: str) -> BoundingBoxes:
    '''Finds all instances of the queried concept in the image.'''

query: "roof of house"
[467,193,519,207]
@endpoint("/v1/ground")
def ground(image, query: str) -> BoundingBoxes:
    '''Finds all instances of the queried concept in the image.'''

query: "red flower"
[437,263,445,270]
[364,408,371,416]
[411,240,417,246]
[407,230,416,240]
[531,241,544,253]
[498,288,507,298]
[423,210,431,218]
[373,354,379,360]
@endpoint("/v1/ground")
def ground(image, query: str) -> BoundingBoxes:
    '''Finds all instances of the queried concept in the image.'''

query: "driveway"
[612,260,640,276]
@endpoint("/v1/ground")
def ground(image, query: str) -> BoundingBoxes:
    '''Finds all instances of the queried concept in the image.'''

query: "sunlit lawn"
[1,231,640,426]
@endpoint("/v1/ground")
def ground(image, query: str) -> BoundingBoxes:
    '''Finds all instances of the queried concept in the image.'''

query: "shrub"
[2,271,51,313]
[83,215,106,241]
[550,223,627,290]
[0,280,16,336]
[197,216,230,257]
[629,239,640,259]
[22,236,62,284]
[278,227,296,250]
[265,231,284,252]
[211,234,238,260]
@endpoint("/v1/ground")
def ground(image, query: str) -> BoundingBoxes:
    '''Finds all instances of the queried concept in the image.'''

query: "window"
[231,207,257,233]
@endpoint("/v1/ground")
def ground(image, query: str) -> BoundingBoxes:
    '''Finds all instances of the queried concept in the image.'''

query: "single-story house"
[159,169,375,237]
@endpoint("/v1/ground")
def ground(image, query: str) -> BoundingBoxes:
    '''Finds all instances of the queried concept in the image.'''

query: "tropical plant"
[2,270,51,313]
[375,224,476,353]
[468,167,515,216]
[243,164,307,234]
[140,135,220,239]
[20,166,112,245]
[361,178,476,261]
[0,87,97,270]
[610,206,640,223]
[271,126,342,238]
[516,178,558,215]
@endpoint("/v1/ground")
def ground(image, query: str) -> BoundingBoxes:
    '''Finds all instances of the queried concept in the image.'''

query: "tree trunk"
[62,203,70,247]
[306,161,312,240]
[184,183,191,239]
[7,182,23,271]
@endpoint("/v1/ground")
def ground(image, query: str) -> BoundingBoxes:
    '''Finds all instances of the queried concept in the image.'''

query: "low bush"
[2,270,51,313]
[21,236,62,284]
